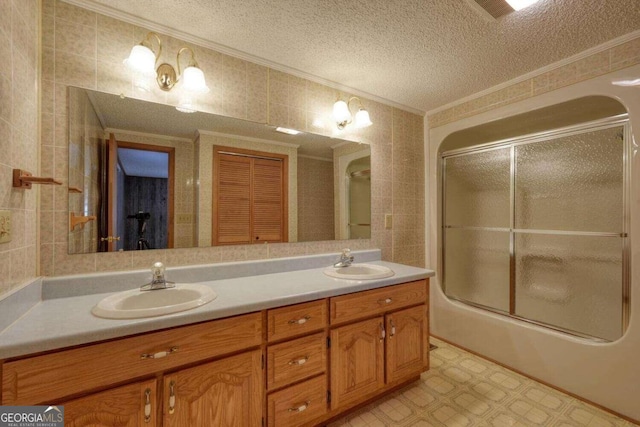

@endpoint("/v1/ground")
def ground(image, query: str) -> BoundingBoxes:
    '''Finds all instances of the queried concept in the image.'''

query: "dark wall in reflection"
[122,176,169,250]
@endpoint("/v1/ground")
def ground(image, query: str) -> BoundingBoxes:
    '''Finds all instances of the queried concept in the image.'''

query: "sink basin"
[323,264,395,280]
[92,283,217,319]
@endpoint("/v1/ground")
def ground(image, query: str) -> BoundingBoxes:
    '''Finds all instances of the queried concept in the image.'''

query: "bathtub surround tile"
[611,37,640,71]
[330,338,636,427]
[428,36,640,128]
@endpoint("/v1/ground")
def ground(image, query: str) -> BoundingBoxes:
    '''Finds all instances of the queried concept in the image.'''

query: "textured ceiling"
[85,0,640,112]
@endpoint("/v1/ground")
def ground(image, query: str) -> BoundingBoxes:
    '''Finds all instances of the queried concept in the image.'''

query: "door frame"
[112,139,176,249]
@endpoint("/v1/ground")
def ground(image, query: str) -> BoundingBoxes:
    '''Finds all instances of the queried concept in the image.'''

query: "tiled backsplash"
[38,0,425,279]
[428,37,640,129]
[0,0,39,297]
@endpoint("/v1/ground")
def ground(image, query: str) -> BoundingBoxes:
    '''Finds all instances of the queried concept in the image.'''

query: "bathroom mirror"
[67,87,371,254]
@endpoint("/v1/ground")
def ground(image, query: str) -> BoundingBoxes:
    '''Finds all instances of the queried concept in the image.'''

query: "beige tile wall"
[298,156,334,242]
[428,37,640,128]
[37,0,425,280]
[67,88,102,253]
[333,143,372,240]
[0,0,39,296]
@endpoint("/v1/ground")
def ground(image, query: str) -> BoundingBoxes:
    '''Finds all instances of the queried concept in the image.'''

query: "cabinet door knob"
[168,380,176,415]
[288,356,309,366]
[288,401,310,413]
[390,319,396,337]
[288,315,311,325]
[380,323,386,341]
[144,388,152,423]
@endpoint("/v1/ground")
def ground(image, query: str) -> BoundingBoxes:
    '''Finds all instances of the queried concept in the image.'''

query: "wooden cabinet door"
[214,153,252,245]
[386,305,427,383]
[163,350,262,427]
[330,317,385,410]
[213,149,287,245]
[62,379,157,427]
[252,157,285,243]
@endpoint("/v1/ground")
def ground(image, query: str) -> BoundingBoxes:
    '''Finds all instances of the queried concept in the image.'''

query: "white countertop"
[0,259,433,360]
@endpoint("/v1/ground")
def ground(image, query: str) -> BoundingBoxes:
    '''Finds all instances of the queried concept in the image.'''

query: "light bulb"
[332,100,351,124]
[181,66,209,93]
[354,109,373,128]
[124,45,156,76]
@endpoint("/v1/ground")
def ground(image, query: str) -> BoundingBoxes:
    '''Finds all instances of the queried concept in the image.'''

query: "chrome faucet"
[333,249,354,268]
[141,262,175,291]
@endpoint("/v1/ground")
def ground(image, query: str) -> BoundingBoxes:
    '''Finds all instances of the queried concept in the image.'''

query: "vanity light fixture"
[504,0,540,10]
[275,127,303,135]
[124,32,210,113]
[332,97,373,130]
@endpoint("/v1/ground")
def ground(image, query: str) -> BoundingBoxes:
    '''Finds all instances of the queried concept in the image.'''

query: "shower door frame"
[440,114,631,341]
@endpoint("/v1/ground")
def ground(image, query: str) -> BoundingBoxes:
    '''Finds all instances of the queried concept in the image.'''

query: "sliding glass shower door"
[442,120,628,341]
[443,148,511,313]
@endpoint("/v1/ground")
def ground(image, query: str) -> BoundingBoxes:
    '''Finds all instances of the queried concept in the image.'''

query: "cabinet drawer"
[2,312,262,405]
[267,332,326,390]
[330,280,427,325]
[268,375,327,427]
[267,300,327,342]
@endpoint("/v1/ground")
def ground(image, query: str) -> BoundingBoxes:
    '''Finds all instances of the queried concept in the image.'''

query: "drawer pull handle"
[378,298,393,304]
[144,388,152,423]
[288,315,311,325]
[168,380,176,415]
[288,356,309,366]
[380,323,386,341]
[288,401,310,413]
[141,346,178,359]
[390,319,396,337]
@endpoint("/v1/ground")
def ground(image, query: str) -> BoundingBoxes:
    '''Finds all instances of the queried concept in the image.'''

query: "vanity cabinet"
[0,278,429,427]
[265,300,328,427]
[329,280,429,412]
[386,305,429,383]
[330,317,385,408]
[163,351,262,427]
[61,379,157,426]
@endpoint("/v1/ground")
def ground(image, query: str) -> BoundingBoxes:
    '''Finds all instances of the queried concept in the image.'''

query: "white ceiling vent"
[465,0,516,20]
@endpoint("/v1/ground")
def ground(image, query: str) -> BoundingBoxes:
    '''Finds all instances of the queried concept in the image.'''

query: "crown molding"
[427,30,640,116]
[105,127,194,143]
[298,154,333,162]
[62,0,425,116]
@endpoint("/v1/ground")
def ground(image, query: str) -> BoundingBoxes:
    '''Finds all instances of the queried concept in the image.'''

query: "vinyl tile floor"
[329,337,638,427]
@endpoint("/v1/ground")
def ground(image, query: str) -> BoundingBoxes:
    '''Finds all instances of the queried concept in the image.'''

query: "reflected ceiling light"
[504,0,540,11]
[275,127,303,135]
[612,78,640,87]
[332,96,373,130]
[124,32,209,113]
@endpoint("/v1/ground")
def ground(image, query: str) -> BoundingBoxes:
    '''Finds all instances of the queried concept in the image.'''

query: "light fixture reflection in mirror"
[67,87,372,255]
